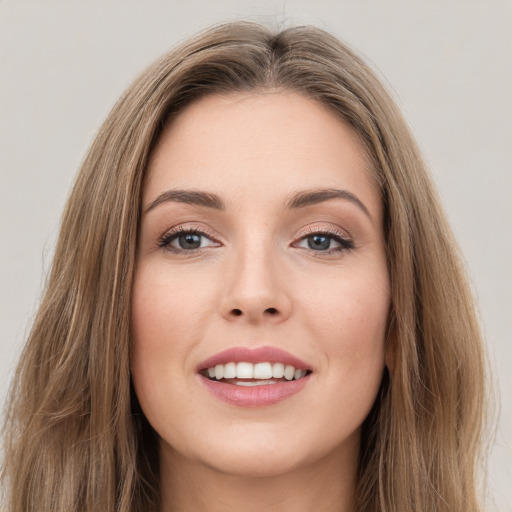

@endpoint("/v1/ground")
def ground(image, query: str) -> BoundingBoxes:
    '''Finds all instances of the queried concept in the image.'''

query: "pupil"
[179,233,201,249]
[308,235,330,250]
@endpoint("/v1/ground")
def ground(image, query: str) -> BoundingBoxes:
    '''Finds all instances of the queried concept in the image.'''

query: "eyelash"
[157,226,354,255]
[293,227,354,254]
[157,225,219,253]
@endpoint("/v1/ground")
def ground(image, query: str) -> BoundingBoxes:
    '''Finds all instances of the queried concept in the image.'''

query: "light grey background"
[1,1,510,510]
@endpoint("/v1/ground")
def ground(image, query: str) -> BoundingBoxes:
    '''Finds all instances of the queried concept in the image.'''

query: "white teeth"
[223,362,237,379]
[284,365,295,381]
[253,362,273,379]
[214,364,224,380]
[236,362,254,379]
[235,380,279,386]
[272,362,285,378]
[204,361,309,381]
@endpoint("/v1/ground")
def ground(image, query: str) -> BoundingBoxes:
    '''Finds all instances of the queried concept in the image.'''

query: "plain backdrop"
[1,1,510,510]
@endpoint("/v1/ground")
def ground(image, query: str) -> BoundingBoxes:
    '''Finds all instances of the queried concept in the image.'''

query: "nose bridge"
[219,233,292,323]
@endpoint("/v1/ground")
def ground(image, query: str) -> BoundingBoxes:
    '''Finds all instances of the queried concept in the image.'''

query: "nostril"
[227,307,280,318]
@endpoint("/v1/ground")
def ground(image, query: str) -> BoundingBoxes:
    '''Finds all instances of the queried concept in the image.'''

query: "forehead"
[144,92,381,218]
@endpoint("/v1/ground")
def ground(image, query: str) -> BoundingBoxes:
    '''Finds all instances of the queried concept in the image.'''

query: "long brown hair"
[2,22,487,511]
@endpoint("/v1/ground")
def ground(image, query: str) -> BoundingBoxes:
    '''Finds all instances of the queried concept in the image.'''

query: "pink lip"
[198,373,312,407]
[196,346,313,408]
[196,345,312,372]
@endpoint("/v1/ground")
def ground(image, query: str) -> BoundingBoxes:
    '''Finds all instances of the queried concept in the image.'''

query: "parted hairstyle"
[2,21,487,512]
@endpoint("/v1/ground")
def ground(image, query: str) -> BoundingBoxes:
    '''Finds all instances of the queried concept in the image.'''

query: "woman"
[1,21,487,511]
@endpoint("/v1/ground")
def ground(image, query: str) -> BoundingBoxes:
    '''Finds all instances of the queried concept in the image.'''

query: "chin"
[200,448,307,478]
[173,425,352,479]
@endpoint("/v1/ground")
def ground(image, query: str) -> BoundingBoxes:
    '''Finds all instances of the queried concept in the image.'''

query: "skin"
[131,92,391,512]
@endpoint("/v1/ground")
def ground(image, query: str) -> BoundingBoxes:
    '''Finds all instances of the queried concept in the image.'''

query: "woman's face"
[131,92,390,477]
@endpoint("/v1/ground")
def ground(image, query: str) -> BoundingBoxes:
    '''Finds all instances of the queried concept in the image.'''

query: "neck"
[159,440,359,512]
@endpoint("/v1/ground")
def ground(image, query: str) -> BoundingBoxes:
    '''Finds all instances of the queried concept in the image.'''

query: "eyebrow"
[144,187,371,218]
[286,188,371,218]
[144,189,225,213]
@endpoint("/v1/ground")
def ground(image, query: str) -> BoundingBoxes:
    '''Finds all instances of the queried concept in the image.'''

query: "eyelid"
[294,224,352,241]
[155,222,354,254]
[157,224,222,250]
[292,224,355,252]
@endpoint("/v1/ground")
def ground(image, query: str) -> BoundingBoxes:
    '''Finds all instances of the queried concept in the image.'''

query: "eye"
[294,231,354,253]
[158,228,219,253]
[304,234,335,251]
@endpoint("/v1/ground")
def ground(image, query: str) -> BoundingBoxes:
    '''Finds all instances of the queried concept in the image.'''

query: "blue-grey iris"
[308,235,330,250]
[179,233,202,249]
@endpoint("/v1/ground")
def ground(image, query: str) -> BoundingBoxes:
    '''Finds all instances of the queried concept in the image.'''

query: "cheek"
[130,264,214,416]
[299,265,390,399]
[302,268,389,349]
[131,263,214,350]
[131,278,183,376]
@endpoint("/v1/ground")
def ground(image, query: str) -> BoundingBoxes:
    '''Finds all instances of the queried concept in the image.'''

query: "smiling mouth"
[199,361,312,386]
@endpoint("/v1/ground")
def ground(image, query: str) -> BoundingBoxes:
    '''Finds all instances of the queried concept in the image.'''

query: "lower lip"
[198,374,311,407]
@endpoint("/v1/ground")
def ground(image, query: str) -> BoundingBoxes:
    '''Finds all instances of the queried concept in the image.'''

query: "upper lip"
[197,346,313,372]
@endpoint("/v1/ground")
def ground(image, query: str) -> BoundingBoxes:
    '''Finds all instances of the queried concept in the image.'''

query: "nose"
[218,243,292,324]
